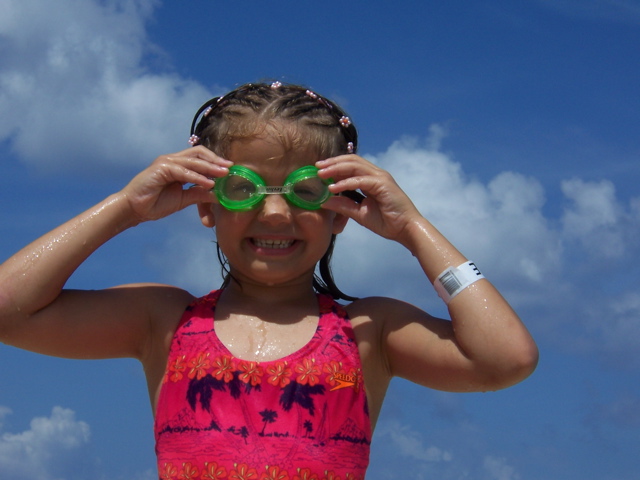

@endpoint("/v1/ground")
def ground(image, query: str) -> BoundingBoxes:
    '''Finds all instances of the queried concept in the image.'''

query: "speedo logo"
[330,372,359,391]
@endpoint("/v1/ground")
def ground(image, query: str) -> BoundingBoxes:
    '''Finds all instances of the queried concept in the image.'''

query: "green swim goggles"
[214,165,333,211]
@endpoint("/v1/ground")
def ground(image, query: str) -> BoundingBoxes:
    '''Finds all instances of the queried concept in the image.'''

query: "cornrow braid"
[189,82,357,158]
[189,82,360,302]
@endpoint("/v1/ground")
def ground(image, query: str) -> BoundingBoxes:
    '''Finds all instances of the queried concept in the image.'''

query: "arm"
[0,147,232,360]
[317,155,538,393]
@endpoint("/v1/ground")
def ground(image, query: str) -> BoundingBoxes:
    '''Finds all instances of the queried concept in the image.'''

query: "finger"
[159,156,229,188]
[176,145,234,165]
[164,148,233,181]
[317,157,381,183]
[328,174,386,198]
[317,154,376,169]
[167,153,232,175]
[321,195,363,218]
[180,184,218,207]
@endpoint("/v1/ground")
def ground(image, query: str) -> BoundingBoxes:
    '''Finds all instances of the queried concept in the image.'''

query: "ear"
[197,202,216,228]
[331,212,349,235]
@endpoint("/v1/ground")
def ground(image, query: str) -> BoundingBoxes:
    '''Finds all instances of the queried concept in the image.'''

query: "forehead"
[226,131,323,177]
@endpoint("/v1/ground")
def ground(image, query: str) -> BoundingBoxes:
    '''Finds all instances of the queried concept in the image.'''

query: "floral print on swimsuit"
[155,290,371,480]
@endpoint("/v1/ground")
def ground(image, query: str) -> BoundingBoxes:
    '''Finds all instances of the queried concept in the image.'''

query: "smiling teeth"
[253,238,294,249]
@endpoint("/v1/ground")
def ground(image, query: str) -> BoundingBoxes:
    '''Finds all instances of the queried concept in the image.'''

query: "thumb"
[182,185,218,207]
[322,195,362,219]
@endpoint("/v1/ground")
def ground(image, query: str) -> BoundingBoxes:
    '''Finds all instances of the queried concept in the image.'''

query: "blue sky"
[1,0,639,479]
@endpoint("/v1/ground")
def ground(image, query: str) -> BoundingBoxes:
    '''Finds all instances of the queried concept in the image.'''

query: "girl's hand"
[121,146,232,223]
[316,155,423,244]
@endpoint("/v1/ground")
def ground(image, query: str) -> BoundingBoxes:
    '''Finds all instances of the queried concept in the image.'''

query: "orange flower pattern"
[155,290,370,480]
[165,355,187,383]
[295,358,321,386]
[239,361,264,386]
[202,462,228,479]
[323,361,343,387]
[321,471,341,480]
[160,462,362,480]
[188,352,211,380]
[179,462,199,479]
[165,354,361,395]
[293,468,319,480]
[230,463,259,480]
[160,462,178,479]
[212,355,236,383]
[261,465,290,480]
[266,361,293,388]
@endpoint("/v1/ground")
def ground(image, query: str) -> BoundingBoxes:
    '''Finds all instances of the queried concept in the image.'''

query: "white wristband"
[434,261,485,304]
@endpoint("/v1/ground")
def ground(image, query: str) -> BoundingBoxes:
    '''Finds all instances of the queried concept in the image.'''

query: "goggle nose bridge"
[256,185,295,195]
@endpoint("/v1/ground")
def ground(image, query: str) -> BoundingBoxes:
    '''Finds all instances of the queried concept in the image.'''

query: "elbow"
[0,302,30,348]
[488,341,539,391]
[509,342,539,384]
[0,316,21,347]
[0,320,16,346]
[470,337,539,392]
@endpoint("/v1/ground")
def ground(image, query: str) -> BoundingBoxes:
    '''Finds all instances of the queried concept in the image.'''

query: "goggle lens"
[224,175,259,201]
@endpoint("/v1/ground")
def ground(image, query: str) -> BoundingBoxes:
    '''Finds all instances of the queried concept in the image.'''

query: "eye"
[224,176,257,200]
[292,177,328,202]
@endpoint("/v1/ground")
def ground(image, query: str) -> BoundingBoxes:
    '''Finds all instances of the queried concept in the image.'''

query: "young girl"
[0,82,538,479]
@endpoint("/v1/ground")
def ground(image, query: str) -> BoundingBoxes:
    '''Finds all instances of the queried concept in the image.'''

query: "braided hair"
[190,82,360,301]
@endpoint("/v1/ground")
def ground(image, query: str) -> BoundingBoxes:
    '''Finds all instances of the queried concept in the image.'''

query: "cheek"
[211,209,248,244]
[297,211,335,234]
[297,212,337,250]
[298,208,335,223]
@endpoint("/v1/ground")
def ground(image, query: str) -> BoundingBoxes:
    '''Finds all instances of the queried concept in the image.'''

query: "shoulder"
[104,283,197,350]
[345,295,430,327]
[344,295,431,358]
[345,295,442,353]
[344,295,449,376]
[346,295,450,353]
[106,282,197,318]
[129,283,198,379]
[137,283,199,333]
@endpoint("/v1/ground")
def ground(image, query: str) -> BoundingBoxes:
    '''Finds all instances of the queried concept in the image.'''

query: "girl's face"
[200,132,348,288]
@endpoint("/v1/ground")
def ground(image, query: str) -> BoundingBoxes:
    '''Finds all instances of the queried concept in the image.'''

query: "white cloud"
[329,129,564,306]
[375,420,453,463]
[561,178,640,259]
[0,0,214,171]
[0,406,92,480]
[483,456,521,480]
[576,291,640,368]
[376,134,562,285]
[0,406,12,430]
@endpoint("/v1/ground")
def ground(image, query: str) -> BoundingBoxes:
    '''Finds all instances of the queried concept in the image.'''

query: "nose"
[258,194,292,225]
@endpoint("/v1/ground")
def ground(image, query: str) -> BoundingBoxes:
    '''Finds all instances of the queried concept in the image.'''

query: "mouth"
[251,238,296,249]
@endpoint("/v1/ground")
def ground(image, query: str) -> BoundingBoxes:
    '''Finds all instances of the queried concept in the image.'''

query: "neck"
[220,276,318,312]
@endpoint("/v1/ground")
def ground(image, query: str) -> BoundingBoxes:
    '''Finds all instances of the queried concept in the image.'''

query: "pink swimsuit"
[155,290,371,480]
